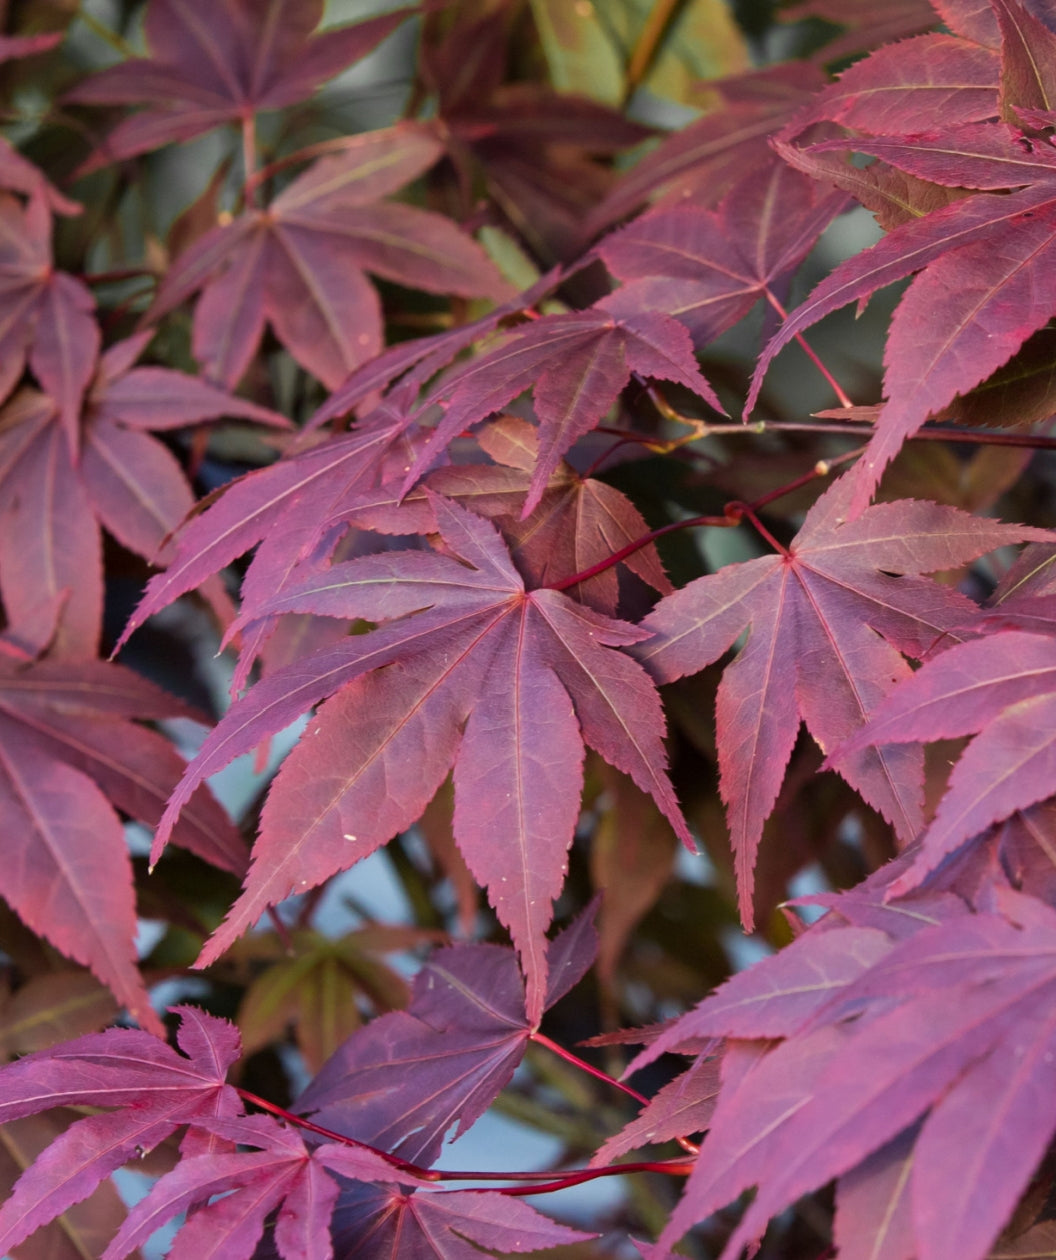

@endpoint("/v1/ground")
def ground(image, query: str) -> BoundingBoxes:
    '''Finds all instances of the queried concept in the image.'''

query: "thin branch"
[624,0,687,104]
[531,1031,650,1105]
[74,5,138,58]
[531,1031,699,1154]
[546,511,733,593]
[241,112,258,208]
[494,1158,695,1197]
[765,291,854,409]
[236,1087,695,1190]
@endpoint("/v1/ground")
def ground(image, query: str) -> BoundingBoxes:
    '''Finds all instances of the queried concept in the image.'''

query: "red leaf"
[0,655,244,1021]
[0,1008,242,1256]
[633,473,1047,926]
[159,497,680,1020]
[149,126,509,389]
[599,161,848,347]
[333,1185,594,1258]
[65,2,411,167]
[592,1054,722,1167]
[0,194,99,430]
[833,630,1056,894]
[100,1114,407,1260]
[0,401,102,657]
[792,34,999,135]
[298,931,594,1166]
[659,900,1056,1260]
[404,308,723,515]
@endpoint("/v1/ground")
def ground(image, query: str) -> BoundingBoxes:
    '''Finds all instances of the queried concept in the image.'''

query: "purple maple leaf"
[65,0,411,168]
[154,496,685,1022]
[0,657,244,1030]
[632,472,1050,926]
[0,1008,243,1256]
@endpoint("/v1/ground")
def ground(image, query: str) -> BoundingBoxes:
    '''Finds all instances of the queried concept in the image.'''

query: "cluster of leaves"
[6,0,1056,1256]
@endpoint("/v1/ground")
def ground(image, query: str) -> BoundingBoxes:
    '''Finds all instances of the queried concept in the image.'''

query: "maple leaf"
[339,414,673,616]
[592,1054,722,1167]
[64,0,411,169]
[153,495,686,1021]
[0,1007,243,1256]
[148,125,511,390]
[786,31,999,136]
[598,160,848,348]
[832,629,1056,897]
[585,62,827,237]
[0,192,99,442]
[297,921,597,1165]
[0,654,245,1031]
[403,303,724,516]
[0,328,286,657]
[84,331,289,559]
[116,406,421,686]
[100,1113,413,1260]
[654,893,1056,1260]
[750,112,1056,511]
[630,472,1049,926]
[327,1184,594,1259]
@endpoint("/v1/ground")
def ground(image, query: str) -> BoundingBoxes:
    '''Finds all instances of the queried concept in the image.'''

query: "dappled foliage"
[4,0,1056,1256]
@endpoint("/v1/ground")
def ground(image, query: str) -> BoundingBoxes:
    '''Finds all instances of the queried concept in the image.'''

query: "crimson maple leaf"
[153,494,688,1022]
[0,1007,243,1255]
[403,301,723,515]
[630,472,1050,926]
[327,1184,593,1259]
[0,330,286,658]
[651,892,1056,1260]
[832,628,1056,897]
[748,0,1056,512]
[297,915,597,1166]
[148,125,511,390]
[100,1113,413,1260]
[591,1054,722,1167]
[0,655,245,1032]
[597,159,848,348]
[0,192,98,440]
[64,0,410,169]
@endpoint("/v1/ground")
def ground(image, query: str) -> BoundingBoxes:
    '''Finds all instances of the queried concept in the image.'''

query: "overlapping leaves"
[0,334,286,658]
[632,473,1050,924]
[0,656,244,1032]
[154,494,688,1021]
[148,124,510,390]
[748,0,1056,512]
[65,0,411,167]
[0,924,599,1259]
[646,892,1056,1260]
[834,628,1056,896]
